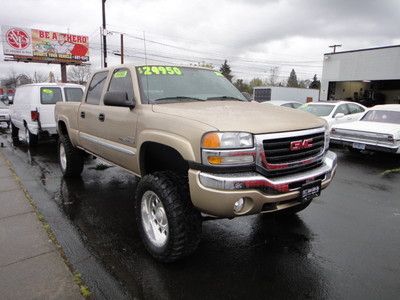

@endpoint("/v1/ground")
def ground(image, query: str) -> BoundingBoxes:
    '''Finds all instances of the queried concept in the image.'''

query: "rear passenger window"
[334,104,350,116]
[40,87,63,104]
[86,71,108,105]
[65,88,83,102]
[348,103,365,114]
[107,69,134,102]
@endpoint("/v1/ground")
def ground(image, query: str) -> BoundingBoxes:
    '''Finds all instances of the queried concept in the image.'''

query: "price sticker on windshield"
[114,70,128,78]
[138,66,182,76]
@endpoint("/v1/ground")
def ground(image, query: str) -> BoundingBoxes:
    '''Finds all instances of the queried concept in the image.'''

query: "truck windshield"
[299,104,335,117]
[361,110,400,125]
[136,66,246,103]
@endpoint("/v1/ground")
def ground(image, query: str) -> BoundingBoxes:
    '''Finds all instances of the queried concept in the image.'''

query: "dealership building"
[320,45,400,105]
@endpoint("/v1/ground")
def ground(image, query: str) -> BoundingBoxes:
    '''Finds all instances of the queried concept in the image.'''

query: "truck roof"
[18,82,84,88]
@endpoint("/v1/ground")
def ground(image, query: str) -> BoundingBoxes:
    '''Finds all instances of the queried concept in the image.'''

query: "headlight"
[202,132,253,149]
[201,132,255,166]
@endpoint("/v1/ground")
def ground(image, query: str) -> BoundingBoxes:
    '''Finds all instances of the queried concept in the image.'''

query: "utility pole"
[329,44,342,53]
[120,33,124,64]
[102,0,107,67]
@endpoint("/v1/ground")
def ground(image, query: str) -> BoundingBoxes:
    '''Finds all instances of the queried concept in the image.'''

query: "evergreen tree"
[287,69,299,88]
[234,79,252,94]
[309,74,321,89]
[219,60,233,82]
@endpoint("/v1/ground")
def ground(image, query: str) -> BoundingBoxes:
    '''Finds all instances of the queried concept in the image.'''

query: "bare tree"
[266,66,280,86]
[32,71,48,83]
[68,65,91,84]
[1,69,32,87]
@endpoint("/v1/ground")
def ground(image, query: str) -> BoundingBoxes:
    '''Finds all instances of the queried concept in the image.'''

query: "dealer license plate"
[352,142,365,150]
[300,180,321,201]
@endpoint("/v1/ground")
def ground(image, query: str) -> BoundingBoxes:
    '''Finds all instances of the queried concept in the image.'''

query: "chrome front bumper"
[188,151,337,217]
[198,151,337,192]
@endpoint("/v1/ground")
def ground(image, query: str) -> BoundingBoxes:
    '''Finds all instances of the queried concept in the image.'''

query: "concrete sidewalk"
[0,152,83,299]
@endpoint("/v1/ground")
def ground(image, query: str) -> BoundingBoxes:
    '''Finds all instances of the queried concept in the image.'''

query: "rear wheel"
[58,134,84,177]
[11,123,19,144]
[135,171,202,262]
[25,126,38,147]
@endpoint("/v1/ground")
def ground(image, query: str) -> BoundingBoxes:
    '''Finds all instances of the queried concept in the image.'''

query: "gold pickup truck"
[55,65,337,262]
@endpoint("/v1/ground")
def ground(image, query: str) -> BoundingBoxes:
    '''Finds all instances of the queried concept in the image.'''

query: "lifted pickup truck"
[55,65,337,262]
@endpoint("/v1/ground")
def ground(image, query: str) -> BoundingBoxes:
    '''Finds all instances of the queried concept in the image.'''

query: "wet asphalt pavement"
[0,127,399,299]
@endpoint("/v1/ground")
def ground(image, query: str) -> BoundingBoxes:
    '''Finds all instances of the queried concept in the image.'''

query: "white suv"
[10,83,84,146]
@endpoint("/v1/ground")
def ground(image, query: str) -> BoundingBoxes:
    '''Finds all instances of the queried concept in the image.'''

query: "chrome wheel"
[59,143,67,172]
[141,191,169,248]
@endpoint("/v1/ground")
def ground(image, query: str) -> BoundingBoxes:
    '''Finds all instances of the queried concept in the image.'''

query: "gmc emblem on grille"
[290,138,313,151]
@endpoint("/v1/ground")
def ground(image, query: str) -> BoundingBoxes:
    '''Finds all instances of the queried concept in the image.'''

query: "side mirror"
[104,91,135,109]
[334,113,345,119]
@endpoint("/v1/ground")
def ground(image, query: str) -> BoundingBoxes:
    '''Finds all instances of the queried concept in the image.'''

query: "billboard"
[2,25,89,63]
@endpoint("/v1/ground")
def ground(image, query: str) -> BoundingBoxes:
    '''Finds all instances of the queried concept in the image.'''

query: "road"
[1,128,399,299]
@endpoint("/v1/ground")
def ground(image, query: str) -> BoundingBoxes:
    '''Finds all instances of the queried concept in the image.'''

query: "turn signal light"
[202,133,220,148]
[207,156,223,165]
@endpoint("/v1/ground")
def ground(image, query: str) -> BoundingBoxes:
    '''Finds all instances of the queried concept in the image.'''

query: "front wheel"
[58,134,84,177]
[135,171,202,262]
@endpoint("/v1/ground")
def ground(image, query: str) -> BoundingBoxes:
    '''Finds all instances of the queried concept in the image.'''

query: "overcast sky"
[1,0,399,82]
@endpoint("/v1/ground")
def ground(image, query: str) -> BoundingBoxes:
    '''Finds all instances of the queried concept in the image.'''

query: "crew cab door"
[78,71,109,156]
[98,68,139,172]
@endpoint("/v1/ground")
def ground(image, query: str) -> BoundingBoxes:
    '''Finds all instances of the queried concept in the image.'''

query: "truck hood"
[152,101,325,134]
[333,121,400,136]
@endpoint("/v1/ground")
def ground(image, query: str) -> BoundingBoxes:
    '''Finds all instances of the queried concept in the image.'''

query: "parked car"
[330,104,400,154]
[264,100,302,109]
[0,99,10,128]
[55,65,337,262]
[299,101,367,129]
[10,83,84,146]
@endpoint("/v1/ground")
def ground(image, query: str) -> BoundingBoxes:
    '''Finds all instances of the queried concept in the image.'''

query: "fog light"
[234,198,245,213]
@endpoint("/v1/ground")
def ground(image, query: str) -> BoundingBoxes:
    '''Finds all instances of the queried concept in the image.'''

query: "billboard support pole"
[102,0,107,68]
[61,64,67,83]
[120,34,124,64]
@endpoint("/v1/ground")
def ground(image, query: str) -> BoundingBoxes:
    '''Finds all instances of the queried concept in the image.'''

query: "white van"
[10,83,84,146]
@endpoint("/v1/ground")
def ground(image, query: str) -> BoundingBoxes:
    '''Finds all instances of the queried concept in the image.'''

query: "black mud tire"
[135,171,202,263]
[58,134,84,177]
[11,123,19,144]
[25,126,38,147]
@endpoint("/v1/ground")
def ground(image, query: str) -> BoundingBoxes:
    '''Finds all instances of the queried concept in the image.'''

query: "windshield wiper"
[206,96,244,101]
[153,96,206,102]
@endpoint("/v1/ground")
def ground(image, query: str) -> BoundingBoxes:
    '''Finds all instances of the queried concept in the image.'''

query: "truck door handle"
[98,113,105,122]
[80,111,85,118]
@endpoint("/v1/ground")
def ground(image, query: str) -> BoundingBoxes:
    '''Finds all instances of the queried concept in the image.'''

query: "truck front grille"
[257,129,326,176]
[263,131,325,164]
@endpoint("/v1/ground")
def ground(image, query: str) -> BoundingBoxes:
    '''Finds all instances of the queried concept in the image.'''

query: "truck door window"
[40,87,63,104]
[65,88,84,102]
[86,71,108,105]
[107,69,134,102]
